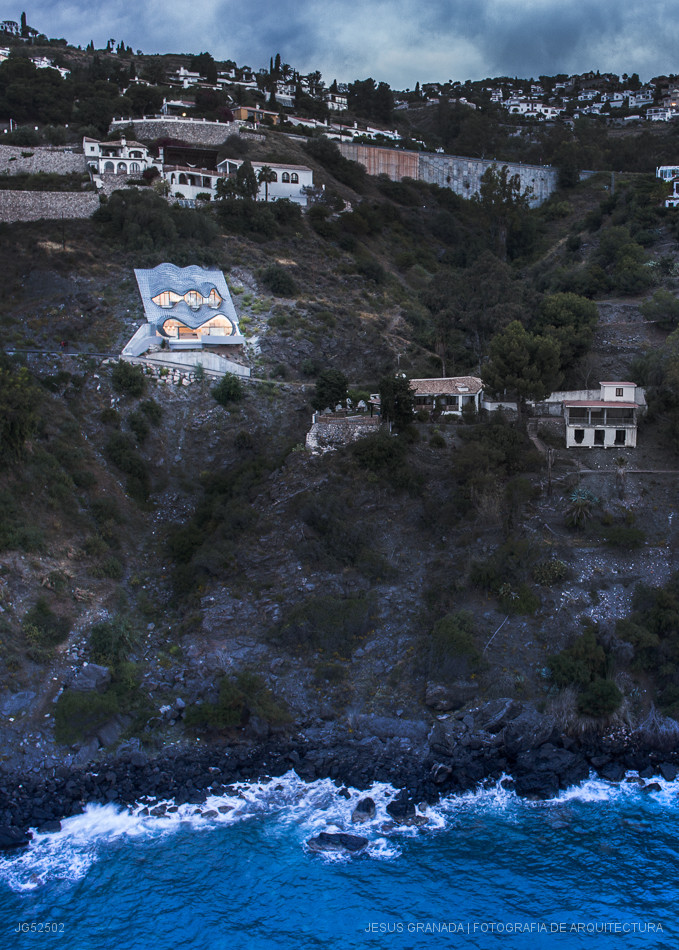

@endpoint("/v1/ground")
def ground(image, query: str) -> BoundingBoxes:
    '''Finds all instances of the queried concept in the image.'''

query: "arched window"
[104,161,114,173]
[281,172,290,183]
[170,174,176,184]
[290,173,299,184]
[117,162,127,174]
[179,174,188,185]
[207,289,222,308]
[129,162,140,173]
[185,290,202,310]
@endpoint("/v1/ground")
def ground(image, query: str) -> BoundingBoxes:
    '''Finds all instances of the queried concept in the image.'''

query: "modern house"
[410,377,483,415]
[563,382,641,448]
[124,264,249,376]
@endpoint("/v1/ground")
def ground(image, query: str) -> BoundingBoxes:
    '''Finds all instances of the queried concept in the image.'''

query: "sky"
[10,0,679,89]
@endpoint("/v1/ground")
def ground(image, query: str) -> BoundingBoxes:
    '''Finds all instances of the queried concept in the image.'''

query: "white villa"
[215,158,314,204]
[410,377,484,414]
[83,136,155,176]
[562,382,642,448]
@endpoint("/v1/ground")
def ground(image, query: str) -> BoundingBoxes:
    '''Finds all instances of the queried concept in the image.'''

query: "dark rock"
[217,805,233,814]
[430,763,452,785]
[642,783,662,793]
[513,771,559,800]
[69,664,111,693]
[475,698,523,734]
[386,795,416,823]
[307,832,369,854]
[0,826,30,851]
[201,810,218,819]
[639,766,655,780]
[425,682,478,712]
[38,820,61,834]
[351,797,376,823]
[599,762,625,782]
[659,763,679,782]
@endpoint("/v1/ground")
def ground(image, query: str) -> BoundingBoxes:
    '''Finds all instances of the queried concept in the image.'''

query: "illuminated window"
[291,173,299,183]
[282,172,290,183]
[207,288,222,308]
[197,315,234,336]
[185,290,202,310]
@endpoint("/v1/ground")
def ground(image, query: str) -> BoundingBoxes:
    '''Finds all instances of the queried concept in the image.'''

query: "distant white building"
[83,136,156,176]
[410,377,483,415]
[215,158,314,205]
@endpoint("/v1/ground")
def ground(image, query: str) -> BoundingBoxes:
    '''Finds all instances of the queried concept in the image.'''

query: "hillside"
[1,129,679,781]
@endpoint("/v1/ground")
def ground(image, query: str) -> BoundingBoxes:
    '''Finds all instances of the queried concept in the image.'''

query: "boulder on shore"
[0,825,30,851]
[351,797,376,823]
[307,832,369,854]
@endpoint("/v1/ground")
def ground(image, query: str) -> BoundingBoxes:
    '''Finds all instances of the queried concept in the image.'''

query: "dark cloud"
[26,0,679,87]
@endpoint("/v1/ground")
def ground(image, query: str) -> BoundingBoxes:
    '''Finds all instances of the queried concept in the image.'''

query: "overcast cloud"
[18,0,679,87]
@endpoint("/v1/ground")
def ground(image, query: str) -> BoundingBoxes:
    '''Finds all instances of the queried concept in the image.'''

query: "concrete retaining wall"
[110,117,238,146]
[338,143,559,206]
[0,190,99,223]
[0,145,87,176]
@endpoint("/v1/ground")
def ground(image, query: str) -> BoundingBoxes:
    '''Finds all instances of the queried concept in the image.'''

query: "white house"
[83,136,156,176]
[410,377,483,415]
[657,164,679,181]
[168,66,201,88]
[325,92,348,111]
[563,382,642,448]
[215,158,314,204]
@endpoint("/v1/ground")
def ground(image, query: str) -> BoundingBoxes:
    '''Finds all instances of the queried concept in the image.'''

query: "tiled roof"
[410,376,483,395]
[134,264,240,332]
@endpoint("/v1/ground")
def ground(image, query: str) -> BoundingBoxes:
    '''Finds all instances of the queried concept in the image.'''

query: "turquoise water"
[0,773,675,949]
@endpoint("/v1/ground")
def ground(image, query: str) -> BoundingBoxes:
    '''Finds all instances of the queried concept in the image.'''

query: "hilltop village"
[4,11,679,838]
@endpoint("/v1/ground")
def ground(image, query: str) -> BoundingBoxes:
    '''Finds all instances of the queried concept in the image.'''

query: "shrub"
[577,679,622,717]
[128,409,150,444]
[212,373,244,406]
[273,595,372,654]
[104,432,150,502]
[23,598,70,648]
[549,628,608,688]
[140,398,163,425]
[599,524,646,549]
[312,368,347,409]
[533,559,569,586]
[89,616,138,665]
[184,671,288,730]
[261,265,297,297]
[111,361,146,397]
[429,610,483,679]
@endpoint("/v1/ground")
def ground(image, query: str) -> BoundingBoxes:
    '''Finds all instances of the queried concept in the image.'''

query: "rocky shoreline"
[1,699,678,852]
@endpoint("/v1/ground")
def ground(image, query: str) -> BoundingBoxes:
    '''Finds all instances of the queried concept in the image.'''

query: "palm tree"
[257,165,276,202]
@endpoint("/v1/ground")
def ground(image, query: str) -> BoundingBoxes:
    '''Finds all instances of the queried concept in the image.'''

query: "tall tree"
[475,164,532,261]
[379,375,415,430]
[257,165,276,202]
[482,321,562,421]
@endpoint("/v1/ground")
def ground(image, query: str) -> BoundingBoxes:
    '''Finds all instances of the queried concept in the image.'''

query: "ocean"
[0,772,675,949]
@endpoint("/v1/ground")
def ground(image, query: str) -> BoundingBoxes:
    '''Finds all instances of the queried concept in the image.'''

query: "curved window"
[117,162,127,174]
[207,288,222,308]
[152,290,182,308]
[104,161,114,173]
[290,173,299,184]
[179,173,188,185]
[129,162,140,173]
[281,172,290,183]
[162,318,187,338]
[197,315,234,336]
[185,290,202,310]
[170,174,176,184]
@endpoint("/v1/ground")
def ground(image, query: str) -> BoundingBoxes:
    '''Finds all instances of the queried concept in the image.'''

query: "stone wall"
[338,143,560,206]
[0,190,100,223]
[305,415,380,454]
[0,145,87,176]
[109,117,238,146]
